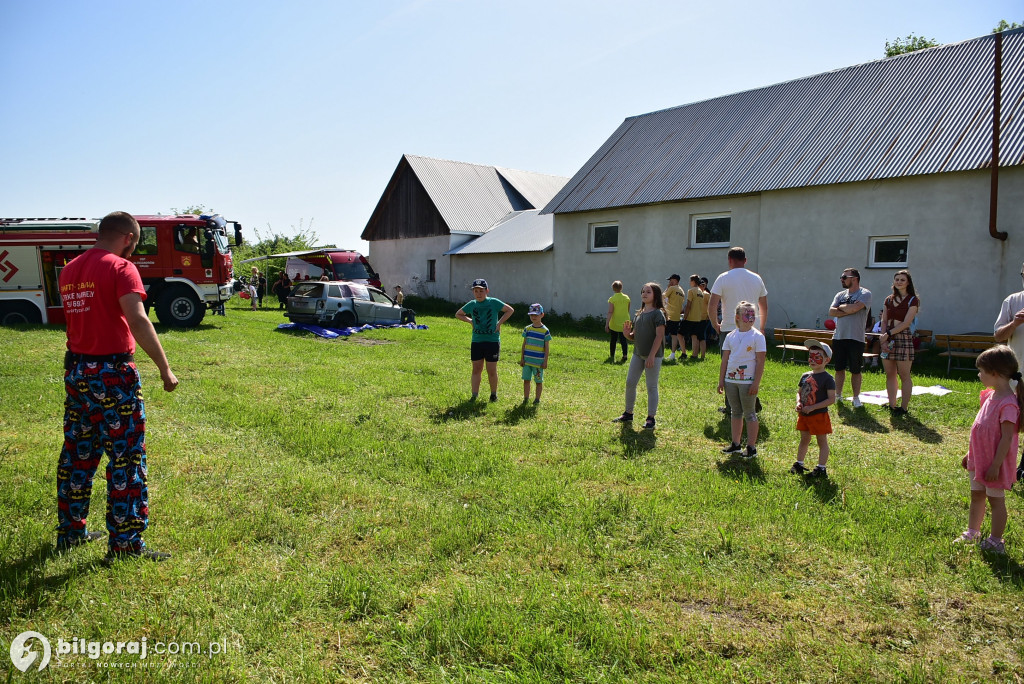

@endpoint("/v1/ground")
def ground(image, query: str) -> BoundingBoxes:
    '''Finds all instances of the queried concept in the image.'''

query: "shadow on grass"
[618,423,656,459]
[715,455,767,484]
[801,474,840,504]
[889,412,943,443]
[0,541,100,616]
[703,406,772,443]
[703,407,732,442]
[501,401,537,425]
[982,552,1024,587]
[835,402,889,434]
[430,399,487,423]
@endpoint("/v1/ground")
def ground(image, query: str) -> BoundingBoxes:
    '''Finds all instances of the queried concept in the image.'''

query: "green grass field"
[2,299,1022,682]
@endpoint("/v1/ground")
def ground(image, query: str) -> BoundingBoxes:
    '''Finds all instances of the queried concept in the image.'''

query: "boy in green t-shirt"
[456,278,514,401]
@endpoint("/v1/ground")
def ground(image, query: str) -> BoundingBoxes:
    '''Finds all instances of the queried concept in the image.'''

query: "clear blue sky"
[1,1,1018,252]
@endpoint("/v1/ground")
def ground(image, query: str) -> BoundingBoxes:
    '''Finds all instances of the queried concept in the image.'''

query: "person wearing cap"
[828,267,872,408]
[791,340,837,479]
[664,274,687,361]
[682,274,709,361]
[519,303,552,404]
[456,278,514,402]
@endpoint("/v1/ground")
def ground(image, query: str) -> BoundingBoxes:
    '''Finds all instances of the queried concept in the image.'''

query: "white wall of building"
[450,251,555,309]
[549,195,763,319]
[760,169,1024,333]
[366,234,454,300]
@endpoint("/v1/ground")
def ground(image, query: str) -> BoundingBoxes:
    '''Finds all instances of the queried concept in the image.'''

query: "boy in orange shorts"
[791,340,837,478]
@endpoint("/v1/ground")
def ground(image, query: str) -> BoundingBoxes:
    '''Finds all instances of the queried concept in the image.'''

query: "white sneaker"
[667,352,676,361]
[852,397,863,408]
[835,396,844,403]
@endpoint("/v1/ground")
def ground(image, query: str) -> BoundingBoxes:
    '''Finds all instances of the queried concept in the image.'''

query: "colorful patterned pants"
[57,360,148,552]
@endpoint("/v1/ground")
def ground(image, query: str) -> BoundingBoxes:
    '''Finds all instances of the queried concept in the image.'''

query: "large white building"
[364,30,1024,334]
[541,29,1024,332]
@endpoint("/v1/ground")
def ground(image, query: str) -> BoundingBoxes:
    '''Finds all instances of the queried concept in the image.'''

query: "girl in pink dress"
[957,345,1024,554]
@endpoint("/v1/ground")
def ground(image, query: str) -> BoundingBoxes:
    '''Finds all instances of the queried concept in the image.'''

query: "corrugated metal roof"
[544,29,1024,215]
[405,155,567,234]
[494,167,571,208]
[445,210,553,255]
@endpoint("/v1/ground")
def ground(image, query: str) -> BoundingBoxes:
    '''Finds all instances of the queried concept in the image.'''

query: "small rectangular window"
[589,223,618,252]
[691,213,730,248]
[292,283,322,298]
[136,226,159,255]
[868,236,908,267]
[427,259,436,282]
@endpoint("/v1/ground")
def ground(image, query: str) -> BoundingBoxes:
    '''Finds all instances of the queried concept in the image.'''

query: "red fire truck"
[0,214,243,327]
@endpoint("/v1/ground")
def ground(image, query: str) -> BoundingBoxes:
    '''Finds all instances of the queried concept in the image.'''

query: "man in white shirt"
[994,261,1024,367]
[709,247,768,334]
[709,247,768,413]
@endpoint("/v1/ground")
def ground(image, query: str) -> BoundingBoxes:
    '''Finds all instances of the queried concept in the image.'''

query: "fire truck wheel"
[0,302,42,325]
[155,286,205,328]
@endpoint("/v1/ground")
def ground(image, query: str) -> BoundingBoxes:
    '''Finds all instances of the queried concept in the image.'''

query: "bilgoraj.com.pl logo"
[9,630,232,671]
[9,631,51,672]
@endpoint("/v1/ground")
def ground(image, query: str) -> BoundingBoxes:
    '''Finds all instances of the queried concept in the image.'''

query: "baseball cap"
[471,278,488,289]
[667,274,681,281]
[804,340,832,360]
[528,303,544,315]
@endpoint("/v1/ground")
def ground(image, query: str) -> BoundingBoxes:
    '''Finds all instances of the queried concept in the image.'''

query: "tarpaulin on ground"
[277,322,428,339]
[845,386,953,405]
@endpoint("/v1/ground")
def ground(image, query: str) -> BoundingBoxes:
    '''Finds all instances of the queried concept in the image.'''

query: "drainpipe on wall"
[990,30,1007,241]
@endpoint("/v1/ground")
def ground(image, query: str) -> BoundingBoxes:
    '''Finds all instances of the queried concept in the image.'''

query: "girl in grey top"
[612,282,667,430]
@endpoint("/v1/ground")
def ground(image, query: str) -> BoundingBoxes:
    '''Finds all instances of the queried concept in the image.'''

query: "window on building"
[589,223,618,252]
[427,259,436,282]
[691,213,731,248]
[868,236,909,267]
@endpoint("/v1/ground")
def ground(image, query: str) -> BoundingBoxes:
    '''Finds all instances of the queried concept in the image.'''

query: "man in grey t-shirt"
[829,267,872,408]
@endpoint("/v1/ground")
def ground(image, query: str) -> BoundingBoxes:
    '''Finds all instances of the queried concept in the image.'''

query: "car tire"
[333,311,356,328]
[0,301,42,325]
[155,285,206,328]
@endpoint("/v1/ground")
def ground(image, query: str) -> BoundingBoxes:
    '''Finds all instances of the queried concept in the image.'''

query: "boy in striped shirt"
[520,303,552,404]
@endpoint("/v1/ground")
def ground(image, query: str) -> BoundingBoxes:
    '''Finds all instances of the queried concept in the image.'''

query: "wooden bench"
[935,334,997,376]
[773,327,882,365]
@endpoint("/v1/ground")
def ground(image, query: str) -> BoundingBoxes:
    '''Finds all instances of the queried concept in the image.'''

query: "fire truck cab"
[0,214,242,327]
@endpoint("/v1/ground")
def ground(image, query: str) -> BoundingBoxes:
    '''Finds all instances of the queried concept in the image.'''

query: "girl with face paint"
[717,301,767,458]
[791,341,837,478]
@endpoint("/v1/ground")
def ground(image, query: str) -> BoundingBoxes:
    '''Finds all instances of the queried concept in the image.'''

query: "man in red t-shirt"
[56,211,178,562]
